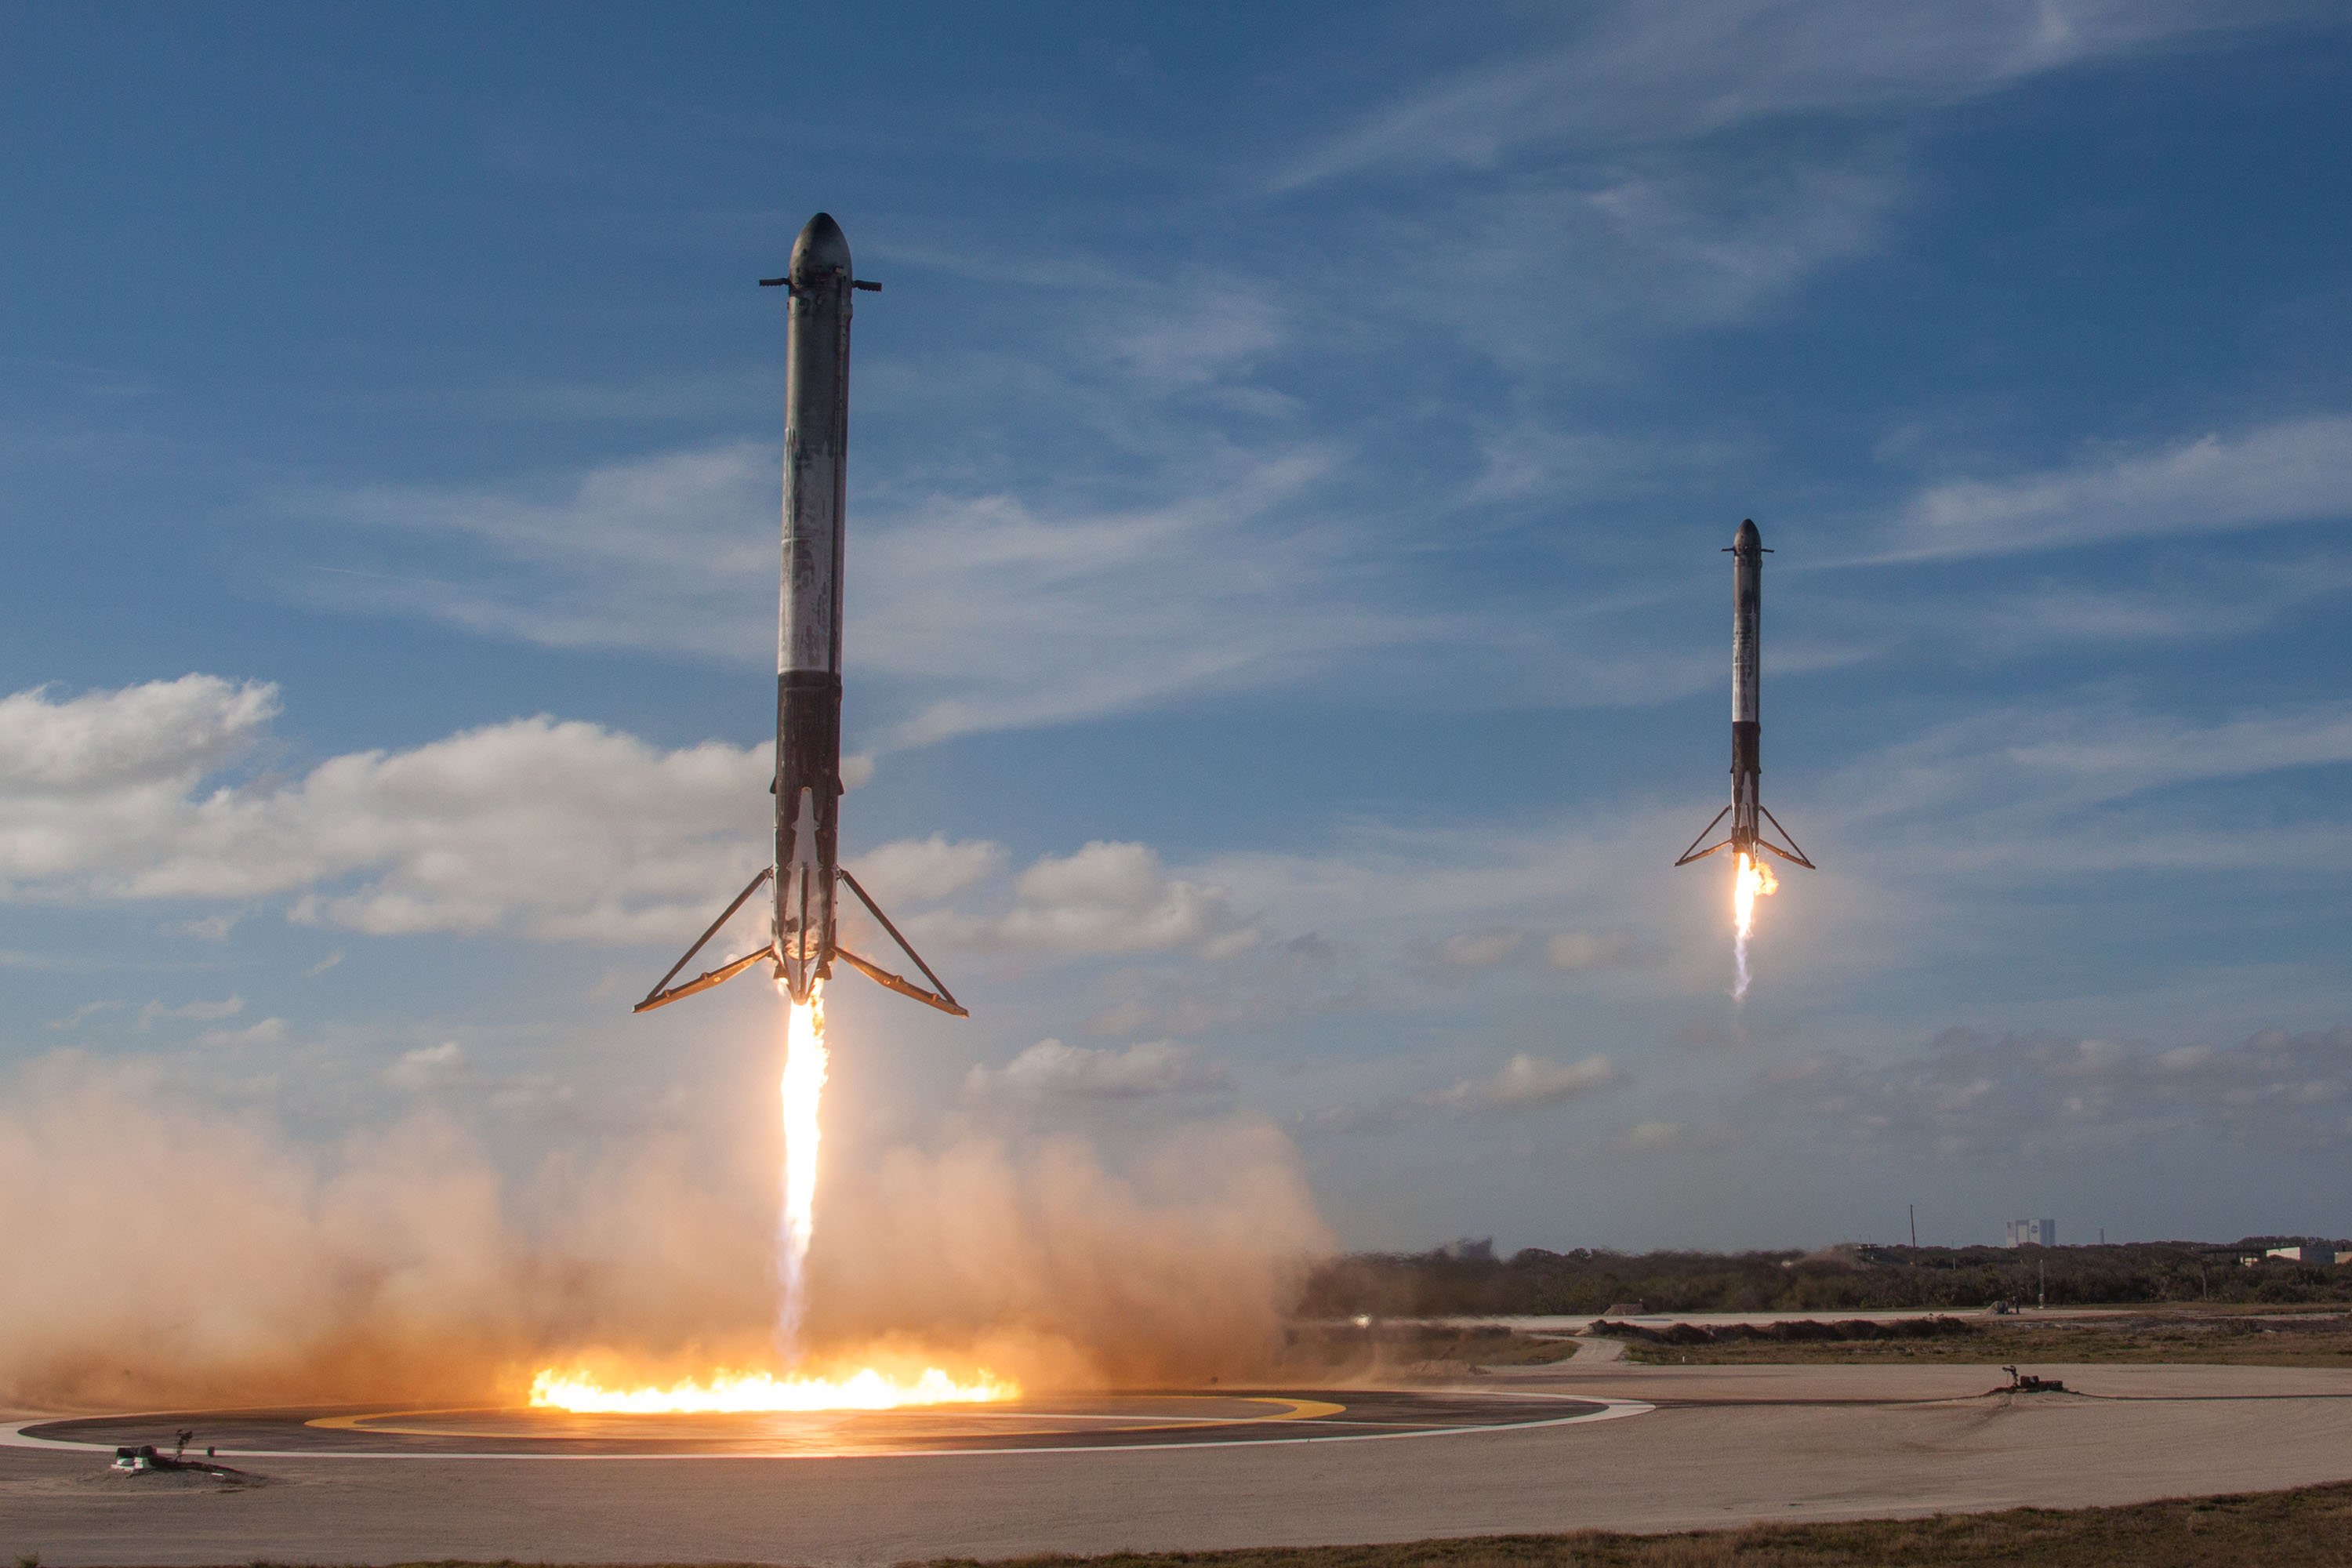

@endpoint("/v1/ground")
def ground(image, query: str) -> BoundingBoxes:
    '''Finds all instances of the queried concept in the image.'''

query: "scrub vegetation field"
[912,1483,2352,1566]
[1601,1307,2352,1367]
[1301,1238,2350,1318]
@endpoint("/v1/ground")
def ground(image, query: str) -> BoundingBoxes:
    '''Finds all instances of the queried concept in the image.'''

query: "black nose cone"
[791,212,852,287]
[1736,517,1762,550]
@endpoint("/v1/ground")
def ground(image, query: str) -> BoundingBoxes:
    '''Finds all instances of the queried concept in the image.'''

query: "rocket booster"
[773,212,856,1004]
[1677,519,1814,872]
[634,213,965,1018]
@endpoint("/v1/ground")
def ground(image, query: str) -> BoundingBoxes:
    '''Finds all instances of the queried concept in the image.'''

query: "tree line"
[1298,1238,2352,1316]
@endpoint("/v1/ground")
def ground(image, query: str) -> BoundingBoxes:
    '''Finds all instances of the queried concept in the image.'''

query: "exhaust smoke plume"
[0,1050,1330,1412]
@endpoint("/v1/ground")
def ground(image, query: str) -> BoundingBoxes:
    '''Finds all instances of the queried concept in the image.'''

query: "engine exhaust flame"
[528,1364,1015,1414]
[524,978,1015,1414]
[1731,850,1777,1000]
[777,981,826,1359]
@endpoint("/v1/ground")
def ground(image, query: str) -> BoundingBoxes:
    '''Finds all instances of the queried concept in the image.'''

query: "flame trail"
[1731,851,1777,1000]
[524,976,1014,1413]
[776,981,827,1360]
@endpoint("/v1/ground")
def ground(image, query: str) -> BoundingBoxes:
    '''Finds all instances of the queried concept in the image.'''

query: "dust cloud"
[0,1052,1331,1412]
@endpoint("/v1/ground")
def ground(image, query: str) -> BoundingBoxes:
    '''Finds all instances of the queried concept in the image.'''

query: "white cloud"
[0,677,769,943]
[200,1018,285,1048]
[385,1040,466,1091]
[0,674,279,797]
[848,835,1007,909]
[965,1039,1235,1102]
[1545,930,1641,971]
[1886,416,2352,561]
[1612,1120,1735,1155]
[161,911,240,941]
[1298,1049,1630,1137]
[1429,1052,1626,1112]
[930,841,1258,959]
[1435,927,1526,970]
[1080,936,1346,1038]
[148,996,243,1027]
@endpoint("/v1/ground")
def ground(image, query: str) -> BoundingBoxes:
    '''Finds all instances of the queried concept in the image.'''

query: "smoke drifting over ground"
[0,1052,1330,1412]
[809,1123,1330,1387]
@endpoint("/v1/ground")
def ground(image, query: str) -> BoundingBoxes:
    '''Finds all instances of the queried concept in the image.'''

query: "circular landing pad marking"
[10,1389,1647,1460]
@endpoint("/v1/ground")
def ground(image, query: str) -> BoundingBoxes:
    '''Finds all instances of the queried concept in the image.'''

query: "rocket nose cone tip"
[792,212,852,283]
[1736,518,1762,549]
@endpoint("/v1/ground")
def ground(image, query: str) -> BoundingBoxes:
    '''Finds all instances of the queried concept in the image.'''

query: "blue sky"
[6,1,2352,1258]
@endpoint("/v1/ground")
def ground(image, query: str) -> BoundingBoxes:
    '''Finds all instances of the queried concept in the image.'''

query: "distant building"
[2004,1218,2056,1247]
[2265,1245,2336,1265]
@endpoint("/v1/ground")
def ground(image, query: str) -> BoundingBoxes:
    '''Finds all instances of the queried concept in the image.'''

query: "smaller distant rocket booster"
[1676,519,1815,872]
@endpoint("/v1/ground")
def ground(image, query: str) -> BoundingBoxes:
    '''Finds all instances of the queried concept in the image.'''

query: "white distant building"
[2265,1245,2335,1265]
[2005,1218,2056,1247]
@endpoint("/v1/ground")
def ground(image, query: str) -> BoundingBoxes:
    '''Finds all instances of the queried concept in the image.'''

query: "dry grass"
[176,1485,2352,1566]
[1617,1308,2352,1367]
[904,1479,2352,1566]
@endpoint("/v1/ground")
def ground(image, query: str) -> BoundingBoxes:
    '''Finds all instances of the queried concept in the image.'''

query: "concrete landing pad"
[8,1388,1639,1461]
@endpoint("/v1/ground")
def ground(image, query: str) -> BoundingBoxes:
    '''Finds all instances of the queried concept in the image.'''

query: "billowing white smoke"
[0,1052,1330,1411]
[807,1121,1331,1386]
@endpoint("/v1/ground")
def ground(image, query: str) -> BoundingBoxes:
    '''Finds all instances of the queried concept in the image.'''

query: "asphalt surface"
[7,1359,2352,1565]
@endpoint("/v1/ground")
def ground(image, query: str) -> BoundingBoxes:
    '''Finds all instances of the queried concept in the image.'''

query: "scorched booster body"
[1676,519,1816,873]
[634,212,965,1018]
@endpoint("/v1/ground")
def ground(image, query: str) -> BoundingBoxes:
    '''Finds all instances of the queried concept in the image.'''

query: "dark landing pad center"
[22,1391,1625,1459]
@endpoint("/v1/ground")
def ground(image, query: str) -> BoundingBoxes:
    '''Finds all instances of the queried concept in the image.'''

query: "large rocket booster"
[772,211,855,1006]
[635,213,965,1018]
[1676,519,1815,872]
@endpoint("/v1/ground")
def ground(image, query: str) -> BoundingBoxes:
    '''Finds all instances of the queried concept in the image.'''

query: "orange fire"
[528,1364,1015,1413]
[523,980,1015,1414]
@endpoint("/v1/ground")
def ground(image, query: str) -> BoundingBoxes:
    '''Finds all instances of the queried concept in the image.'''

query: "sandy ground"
[8,1358,2352,1566]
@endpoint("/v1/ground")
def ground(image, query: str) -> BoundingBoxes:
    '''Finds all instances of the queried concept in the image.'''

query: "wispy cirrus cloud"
[1827,697,2352,875]
[1882,415,2352,561]
[1277,1,2295,191]
[302,439,1461,750]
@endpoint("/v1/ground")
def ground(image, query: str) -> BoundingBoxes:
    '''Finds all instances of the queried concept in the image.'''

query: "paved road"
[6,1359,2351,1566]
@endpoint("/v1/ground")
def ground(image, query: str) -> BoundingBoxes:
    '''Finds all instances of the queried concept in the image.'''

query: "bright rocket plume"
[527,983,1015,1414]
[1731,851,1777,1000]
[777,983,827,1359]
